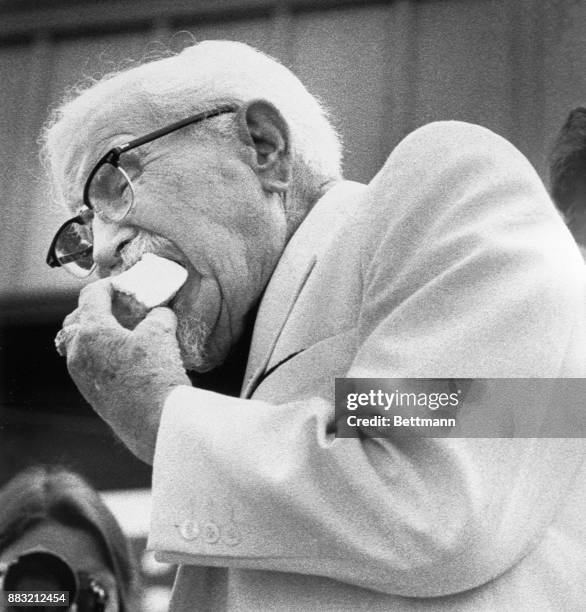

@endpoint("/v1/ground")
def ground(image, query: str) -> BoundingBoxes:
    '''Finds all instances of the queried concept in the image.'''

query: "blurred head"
[549,107,586,250]
[0,466,137,612]
[42,41,342,371]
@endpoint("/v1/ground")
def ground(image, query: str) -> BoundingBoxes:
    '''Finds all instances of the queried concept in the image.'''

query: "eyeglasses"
[46,104,238,278]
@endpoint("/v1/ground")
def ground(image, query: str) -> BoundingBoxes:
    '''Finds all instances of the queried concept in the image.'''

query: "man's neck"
[285,178,345,240]
[187,304,258,397]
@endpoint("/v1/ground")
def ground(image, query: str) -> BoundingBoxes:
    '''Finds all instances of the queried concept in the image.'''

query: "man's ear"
[235,99,290,194]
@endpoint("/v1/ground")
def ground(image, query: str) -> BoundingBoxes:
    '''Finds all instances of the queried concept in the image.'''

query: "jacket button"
[223,525,241,547]
[203,522,220,544]
[179,519,199,541]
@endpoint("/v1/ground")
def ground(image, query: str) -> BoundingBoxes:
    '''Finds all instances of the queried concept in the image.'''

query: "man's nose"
[92,216,138,277]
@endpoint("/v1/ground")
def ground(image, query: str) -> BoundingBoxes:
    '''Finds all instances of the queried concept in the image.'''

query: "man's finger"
[54,323,80,357]
[62,311,79,328]
[77,278,119,325]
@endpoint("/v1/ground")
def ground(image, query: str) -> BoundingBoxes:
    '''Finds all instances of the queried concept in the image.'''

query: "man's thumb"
[135,307,178,338]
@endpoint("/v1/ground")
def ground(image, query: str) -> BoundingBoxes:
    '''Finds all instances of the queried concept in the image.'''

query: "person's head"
[0,466,138,611]
[549,107,586,248]
[43,40,343,372]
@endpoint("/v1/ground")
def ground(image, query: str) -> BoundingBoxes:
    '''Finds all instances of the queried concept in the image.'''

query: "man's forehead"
[58,97,150,212]
[72,95,147,155]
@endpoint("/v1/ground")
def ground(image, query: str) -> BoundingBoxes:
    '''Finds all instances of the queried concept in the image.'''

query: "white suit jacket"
[149,122,586,611]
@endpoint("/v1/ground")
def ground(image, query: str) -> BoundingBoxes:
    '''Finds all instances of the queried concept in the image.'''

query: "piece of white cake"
[111,253,188,327]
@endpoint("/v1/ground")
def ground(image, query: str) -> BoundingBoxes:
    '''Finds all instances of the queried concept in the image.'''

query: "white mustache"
[120,230,185,269]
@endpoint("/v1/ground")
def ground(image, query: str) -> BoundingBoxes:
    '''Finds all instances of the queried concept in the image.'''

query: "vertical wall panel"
[508,0,547,176]
[543,1,586,187]
[267,5,294,65]
[292,5,390,183]
[0,44,34,299]
[415,0,513,138]
[383,0,418,153]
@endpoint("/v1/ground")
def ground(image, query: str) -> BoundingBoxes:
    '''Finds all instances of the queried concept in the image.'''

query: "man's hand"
[55,279,191,464]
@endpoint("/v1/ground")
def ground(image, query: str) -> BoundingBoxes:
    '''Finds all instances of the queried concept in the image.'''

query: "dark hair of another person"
[0,466,138,611]
[549,107,586,215]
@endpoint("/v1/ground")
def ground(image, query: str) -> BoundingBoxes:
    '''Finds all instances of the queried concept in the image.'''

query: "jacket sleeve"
[148,121,586,597]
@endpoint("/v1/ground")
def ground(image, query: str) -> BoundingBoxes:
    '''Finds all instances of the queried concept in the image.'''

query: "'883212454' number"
[4,591,69,607]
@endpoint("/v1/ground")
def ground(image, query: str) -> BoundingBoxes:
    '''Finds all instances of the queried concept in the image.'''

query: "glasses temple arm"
[120,104,238,153]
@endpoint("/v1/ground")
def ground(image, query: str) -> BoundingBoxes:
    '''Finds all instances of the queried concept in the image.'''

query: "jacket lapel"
[242,181,367,398]
[242,256,317,398]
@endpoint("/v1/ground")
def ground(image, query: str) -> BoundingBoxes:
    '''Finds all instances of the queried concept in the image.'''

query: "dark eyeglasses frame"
[46,103,238,269]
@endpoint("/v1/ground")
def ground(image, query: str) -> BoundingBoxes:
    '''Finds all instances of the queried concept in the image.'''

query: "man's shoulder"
[395,120,518,156]
[364,120,547,233]
[285,119,553,282]
[295,122,525,239]
[376,120,537,188]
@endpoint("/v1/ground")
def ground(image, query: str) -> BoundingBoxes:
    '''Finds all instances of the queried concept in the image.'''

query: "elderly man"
[45,41,586,610]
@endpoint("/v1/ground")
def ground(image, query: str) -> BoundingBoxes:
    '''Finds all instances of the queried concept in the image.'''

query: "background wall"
[1,1,585,608]
[1,0,585,306]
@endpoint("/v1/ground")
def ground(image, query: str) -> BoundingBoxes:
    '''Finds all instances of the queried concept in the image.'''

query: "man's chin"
[176,314,229,373]
[180,351,215,373]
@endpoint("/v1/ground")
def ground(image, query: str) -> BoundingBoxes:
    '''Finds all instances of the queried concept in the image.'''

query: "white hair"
[42,40,343,214]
